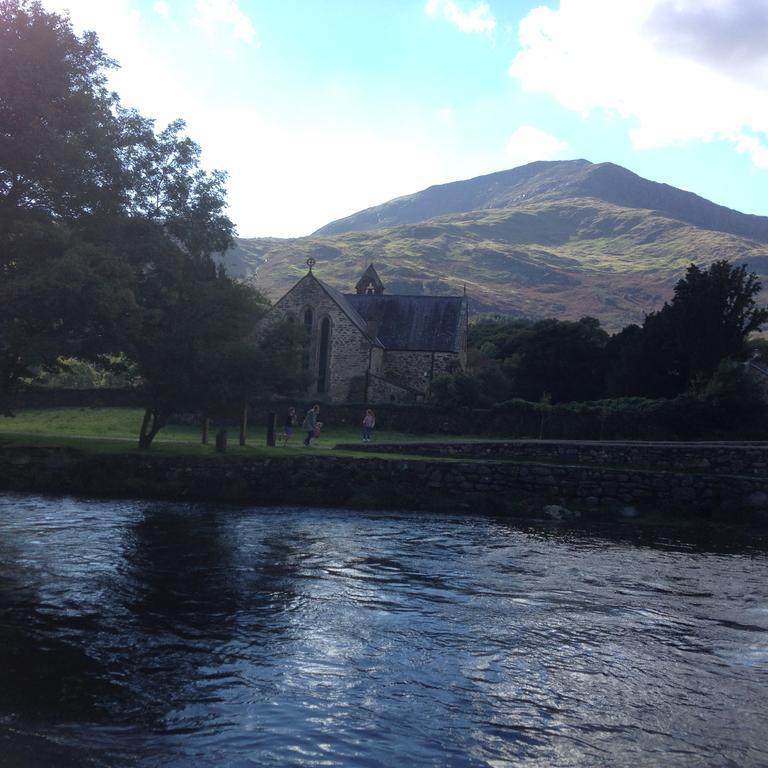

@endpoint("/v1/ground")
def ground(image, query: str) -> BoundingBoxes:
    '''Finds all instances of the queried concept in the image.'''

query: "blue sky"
[45,0,768,238]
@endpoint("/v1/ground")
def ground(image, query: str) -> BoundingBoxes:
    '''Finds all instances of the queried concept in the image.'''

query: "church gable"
[264,262,467,403]
[268,269,376,401]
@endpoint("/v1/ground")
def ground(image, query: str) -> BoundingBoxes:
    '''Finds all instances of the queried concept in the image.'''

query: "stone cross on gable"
[306,257,316,273]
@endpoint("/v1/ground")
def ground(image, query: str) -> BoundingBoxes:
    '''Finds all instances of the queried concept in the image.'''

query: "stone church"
[263,262,468,403]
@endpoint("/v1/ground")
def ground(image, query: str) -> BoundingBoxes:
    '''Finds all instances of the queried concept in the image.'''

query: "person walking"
[281,406,296,447]
[302,404,320,447]
[362,408,376,443]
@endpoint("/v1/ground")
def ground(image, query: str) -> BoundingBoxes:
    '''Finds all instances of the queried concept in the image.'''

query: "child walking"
[362,408,376,443]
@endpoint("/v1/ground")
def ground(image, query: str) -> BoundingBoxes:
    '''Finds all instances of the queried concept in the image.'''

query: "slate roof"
[344,294,466,352]
[315,277,384,344]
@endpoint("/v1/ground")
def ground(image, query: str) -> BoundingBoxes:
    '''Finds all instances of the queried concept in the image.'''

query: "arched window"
[302,307,314,370]
[317,317,331,393]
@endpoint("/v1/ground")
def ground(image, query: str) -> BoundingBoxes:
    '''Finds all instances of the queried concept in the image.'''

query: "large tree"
[0,0,135,412]
[0,0,123,222]
[113,224,262,448]
[608,261,768,397]
[0,0,258,428]
[514,316,609,403]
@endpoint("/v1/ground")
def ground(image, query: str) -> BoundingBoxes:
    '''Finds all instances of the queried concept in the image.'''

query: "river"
[0,493,766,767]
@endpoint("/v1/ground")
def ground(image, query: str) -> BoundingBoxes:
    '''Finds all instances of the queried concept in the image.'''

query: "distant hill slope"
[314,160,768,244]
[223,161,768,332]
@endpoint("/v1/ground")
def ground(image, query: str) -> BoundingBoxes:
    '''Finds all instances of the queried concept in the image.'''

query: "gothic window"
[317,316,331,394]
[302,307,314,370]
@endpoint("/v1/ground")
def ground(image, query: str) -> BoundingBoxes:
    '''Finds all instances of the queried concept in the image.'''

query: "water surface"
[0,494,766,767]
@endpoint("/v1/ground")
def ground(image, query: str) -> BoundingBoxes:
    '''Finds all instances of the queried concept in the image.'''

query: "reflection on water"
[0,494,767,767]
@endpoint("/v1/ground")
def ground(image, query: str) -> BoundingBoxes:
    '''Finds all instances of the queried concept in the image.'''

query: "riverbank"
[2,442,767,521]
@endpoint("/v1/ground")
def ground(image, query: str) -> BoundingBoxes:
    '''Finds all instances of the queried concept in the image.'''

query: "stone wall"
[266,274,374,402]
[342,439,768,476]
[366,374,422,403]
[381,350,460,398]
[1,445,767,516]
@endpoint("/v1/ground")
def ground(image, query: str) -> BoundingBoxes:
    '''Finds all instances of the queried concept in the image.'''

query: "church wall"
[434,351,462,379]
[263,271,468,404]
[370,346,384,376]
[367,375,421,403]
[271,276,374,403]
[381,350,461,396]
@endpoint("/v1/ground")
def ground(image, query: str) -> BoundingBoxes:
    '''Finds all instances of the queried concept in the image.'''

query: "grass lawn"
[0,407,460,458]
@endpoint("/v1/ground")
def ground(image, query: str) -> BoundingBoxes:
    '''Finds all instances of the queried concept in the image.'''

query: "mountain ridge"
[313,159,768,244]
[220,160,768,332]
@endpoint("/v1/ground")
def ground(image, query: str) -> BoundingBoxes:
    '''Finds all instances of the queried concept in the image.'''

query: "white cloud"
[426,0,496,34]
[193,0,255,44]
[735,134,768,170]
[646,0,768,89]
[504,125,568,167]
[197,111,455,238]
[44,0,143,63]
[509,0,768,169]
[152,1,170,18]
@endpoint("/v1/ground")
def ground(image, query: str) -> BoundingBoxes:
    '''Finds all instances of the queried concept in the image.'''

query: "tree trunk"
[239,401,247,446]
[138,407,167,450]
[138,408,153,449]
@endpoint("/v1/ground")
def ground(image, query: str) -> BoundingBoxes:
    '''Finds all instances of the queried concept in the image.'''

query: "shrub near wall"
[17,387,141,409]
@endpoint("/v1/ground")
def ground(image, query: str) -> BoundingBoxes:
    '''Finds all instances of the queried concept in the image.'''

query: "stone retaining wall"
[341,440,768,476]
[1,446,766,516]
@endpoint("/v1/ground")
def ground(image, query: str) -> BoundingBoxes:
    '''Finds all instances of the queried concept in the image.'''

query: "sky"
[42,0,768,239]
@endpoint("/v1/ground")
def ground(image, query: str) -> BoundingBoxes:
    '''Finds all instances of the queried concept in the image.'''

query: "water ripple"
[0,494,766,767]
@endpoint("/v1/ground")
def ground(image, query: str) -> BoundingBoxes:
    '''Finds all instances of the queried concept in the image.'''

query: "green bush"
[487,375,768,440]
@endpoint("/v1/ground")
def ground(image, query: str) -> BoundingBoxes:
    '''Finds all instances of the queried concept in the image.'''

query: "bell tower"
[355,264,385,295]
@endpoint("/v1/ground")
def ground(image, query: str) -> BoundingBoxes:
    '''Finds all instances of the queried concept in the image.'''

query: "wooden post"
[239,401,248,446]
[267,411,276,447]
[201,414,209,445]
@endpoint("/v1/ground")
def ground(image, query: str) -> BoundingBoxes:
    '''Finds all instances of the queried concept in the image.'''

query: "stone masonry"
[260,265,467,404]
[2,444,767,515]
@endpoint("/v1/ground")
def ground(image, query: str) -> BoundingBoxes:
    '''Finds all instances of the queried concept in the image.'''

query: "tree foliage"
[0,0,122,222]
[438,262,766,410]
[1,0,305,442]
[438,316,609,406]
[0,0,134,412]
[514,317,609,403]
[607,261,768,397]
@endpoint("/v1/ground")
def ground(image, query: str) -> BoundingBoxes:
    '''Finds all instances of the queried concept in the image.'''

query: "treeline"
[433,260,768,438]
[0,1,307,447]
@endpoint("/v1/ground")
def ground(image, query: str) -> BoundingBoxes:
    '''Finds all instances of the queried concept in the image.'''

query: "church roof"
[275,270,465,353]
[344,294,466,352]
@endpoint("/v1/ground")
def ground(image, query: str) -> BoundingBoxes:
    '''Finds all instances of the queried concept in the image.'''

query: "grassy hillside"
[314,159,768,243]
[227,196,768,331]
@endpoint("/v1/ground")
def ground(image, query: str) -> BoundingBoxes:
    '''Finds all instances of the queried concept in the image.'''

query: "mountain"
[314,160,768,243]
[221,160,768,332]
